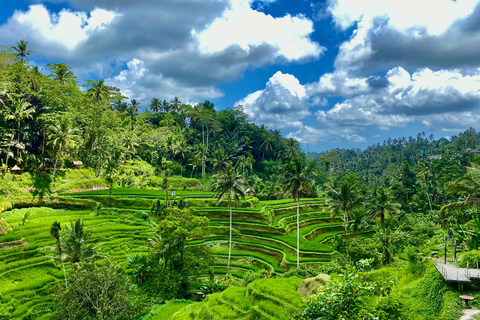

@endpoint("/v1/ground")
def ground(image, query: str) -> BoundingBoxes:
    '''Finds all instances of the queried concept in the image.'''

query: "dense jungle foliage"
[2,41,480,320]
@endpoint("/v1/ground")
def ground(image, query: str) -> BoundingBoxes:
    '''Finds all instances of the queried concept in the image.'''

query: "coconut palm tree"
[12,40,33,62]
[47,118,78,181]
[367,188,401,232]
[441,162,480,212]
[236,155,253,176]
[86,79,110,105]
[50,221,62,257]
[60,219,94,264]
[170,96,181,113]
[327,180,361,248]
[102,147,123,195]
[282,158,315,268]
[161,99,170,113]
[213,163,246,273]
[4,95,34,157]
[150,97,161,113]
[260,134,274,161]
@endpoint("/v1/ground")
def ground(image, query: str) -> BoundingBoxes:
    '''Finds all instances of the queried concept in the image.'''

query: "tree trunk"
[190,166,194,178]
[228,199,232,273]
[53,157,59,181]
[344,209,350,247]
[297,195,300,269]
[380,213,385,232]
[17,121,20,158]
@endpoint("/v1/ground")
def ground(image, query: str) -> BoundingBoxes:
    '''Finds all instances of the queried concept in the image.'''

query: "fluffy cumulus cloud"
[314,67,480,135]
[0,0,323,102]
[327,0,480,72]
[195,0,324,61]
[0,5,117,55]
[236,71,310,129]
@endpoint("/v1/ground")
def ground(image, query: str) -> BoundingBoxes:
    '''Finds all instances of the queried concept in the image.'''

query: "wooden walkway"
[434,263,480,283]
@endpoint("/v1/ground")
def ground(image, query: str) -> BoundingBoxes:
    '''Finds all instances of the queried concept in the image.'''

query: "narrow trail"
[459,309,480,320]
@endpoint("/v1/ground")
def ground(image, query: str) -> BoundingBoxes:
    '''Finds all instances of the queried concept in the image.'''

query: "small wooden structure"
[459,295,475,306]
[72,160,83,169]
[245,188,255,196]
[10,165,21,174]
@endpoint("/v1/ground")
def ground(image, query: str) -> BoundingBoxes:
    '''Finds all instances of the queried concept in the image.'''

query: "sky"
[2,0,480,152]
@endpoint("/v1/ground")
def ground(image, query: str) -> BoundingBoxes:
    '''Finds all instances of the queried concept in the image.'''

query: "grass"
[0,206,155,319]
[142,300,194,320]
[0,186,345,319]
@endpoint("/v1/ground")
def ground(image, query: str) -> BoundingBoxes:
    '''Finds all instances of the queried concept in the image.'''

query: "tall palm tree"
[48,63,75,84]
[170,96,181,113]
[12,40,33,62]
[161,99,170,113]
[441,162,480,212]
[260,134,274,161]
[47,118,78,181]
[4,95,35,157]
[60,219,94,264]
[86,79,110,105]
[150,97,161,113]
[50,221,62,257]
[102,147,123,195]
[282,158,315,268]
[213,163,246,273]
[236,155,253,176]
[367,188,401,232]
[327,180,361,248]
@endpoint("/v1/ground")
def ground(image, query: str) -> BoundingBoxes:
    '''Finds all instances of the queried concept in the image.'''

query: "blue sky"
[2,0,480,151]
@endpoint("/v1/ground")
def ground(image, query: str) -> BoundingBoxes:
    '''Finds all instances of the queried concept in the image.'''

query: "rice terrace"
[5,1,480,318]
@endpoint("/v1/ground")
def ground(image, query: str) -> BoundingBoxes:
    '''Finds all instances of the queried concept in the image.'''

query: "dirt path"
[459,309,480,320]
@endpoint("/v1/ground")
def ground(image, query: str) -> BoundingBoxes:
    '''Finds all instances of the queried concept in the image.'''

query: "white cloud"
[0,5,117,51]
[236,71,310,129]
[314,66,480,135]
[106,58,223,102]
[329,0,477,35]
[287,126,329,144]
[195,1,324,61]
[328,0,480,71]
[306,71,370,96]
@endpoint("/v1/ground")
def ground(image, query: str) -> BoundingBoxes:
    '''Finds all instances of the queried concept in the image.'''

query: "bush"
[458,249,480,268]
[51,258,142,320]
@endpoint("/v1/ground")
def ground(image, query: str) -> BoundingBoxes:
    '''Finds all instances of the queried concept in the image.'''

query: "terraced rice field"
[0,188,343,319]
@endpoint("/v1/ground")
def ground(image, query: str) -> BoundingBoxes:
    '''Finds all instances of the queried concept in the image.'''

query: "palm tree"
[86,79,110,105]
[4,95,35,157]
[103,147,123,195]
[130,99,141,113]
[150,97,161,113]
[47,118,77,181]
[260,134,274,161]
[12,40,33,62]
[213,163,246,273]
[60,219,94,264]
[50,221,62,257]
[367,188,401,232]
[212,149,229,173]
[161,99,170,113]
[282,158,315,268]
[348,210,369,241]
[190,154,201,178]
[441,162,480,212]
[236,155,253,176]
[170,96,181,113]
[48,63,75,84]
[327,180,361,248]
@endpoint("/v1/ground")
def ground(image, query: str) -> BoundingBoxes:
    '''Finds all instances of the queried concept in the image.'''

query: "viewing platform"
[434,263,480,288]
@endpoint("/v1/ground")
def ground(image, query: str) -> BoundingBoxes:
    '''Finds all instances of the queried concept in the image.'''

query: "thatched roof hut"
[11,165,21,174]
[245,187,255,196]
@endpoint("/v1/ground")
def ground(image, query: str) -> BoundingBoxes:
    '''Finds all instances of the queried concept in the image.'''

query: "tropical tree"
[4,95,34,157]
[50,221,62,257]
[150,97,161,113]
[260,134,274,161]
[161,99,170,113]
[47,63,76,84]
[60,219,95,264]
[103,147,123,195]
[282,158,315,268]
[47,118,78,181]
[441,162,480,212]
[170,96,181,113]
[213,163,246,273]
[86,79,110,105]
[327,180,361,248]
[348,210,369,241]
[11,39,33,62]
[367,188,401,232]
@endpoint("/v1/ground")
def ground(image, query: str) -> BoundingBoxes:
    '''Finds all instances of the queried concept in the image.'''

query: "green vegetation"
[3,40,480,319]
